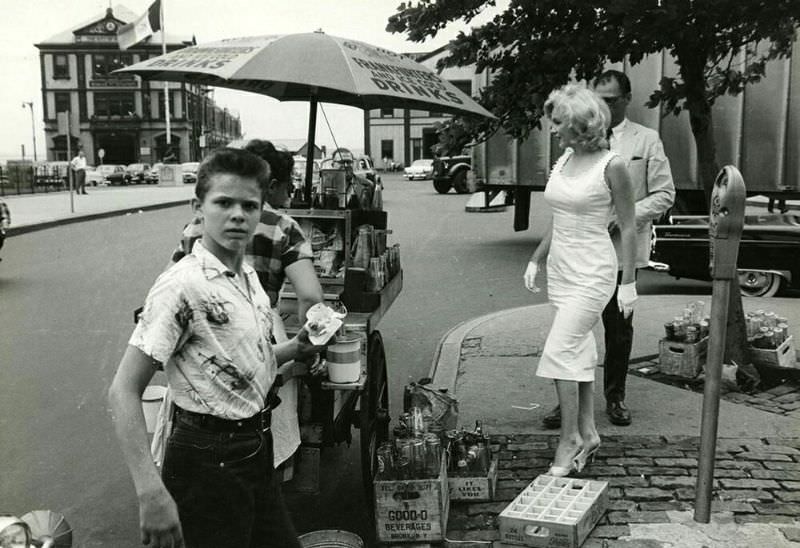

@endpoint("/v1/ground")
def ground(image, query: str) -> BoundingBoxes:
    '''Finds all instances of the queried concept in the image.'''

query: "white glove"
[617,282,637,318]
[524,261,540,293]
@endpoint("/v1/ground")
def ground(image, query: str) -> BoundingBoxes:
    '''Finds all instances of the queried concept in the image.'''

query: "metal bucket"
[298,529,364,548]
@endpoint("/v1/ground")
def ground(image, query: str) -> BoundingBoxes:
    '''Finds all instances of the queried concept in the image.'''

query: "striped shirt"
[172,208,313,304]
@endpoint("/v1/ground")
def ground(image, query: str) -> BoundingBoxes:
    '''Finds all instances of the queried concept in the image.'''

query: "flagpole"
[160,0,171,148]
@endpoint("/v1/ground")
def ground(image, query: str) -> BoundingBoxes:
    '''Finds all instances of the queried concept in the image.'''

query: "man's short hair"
[596,69,631,95]
[195,148,271,201]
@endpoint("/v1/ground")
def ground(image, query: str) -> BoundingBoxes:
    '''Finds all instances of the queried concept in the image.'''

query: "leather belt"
[174,406,271,433]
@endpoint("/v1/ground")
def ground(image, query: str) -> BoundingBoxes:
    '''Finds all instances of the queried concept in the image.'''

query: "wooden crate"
[498,475,608,548]
[374,458,449,544]
[750,335,797,370]
[658,337,709,378]
[448,458,498,501]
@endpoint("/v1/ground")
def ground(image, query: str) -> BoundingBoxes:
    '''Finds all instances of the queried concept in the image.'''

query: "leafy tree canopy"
[388,0,800,144]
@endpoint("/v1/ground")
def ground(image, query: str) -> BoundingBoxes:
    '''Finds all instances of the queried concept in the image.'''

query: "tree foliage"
[388,0,800,161]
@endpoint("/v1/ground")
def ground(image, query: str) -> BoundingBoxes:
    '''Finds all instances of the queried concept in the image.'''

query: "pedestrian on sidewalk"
[70,150,88,195]
[169,139,325,474]
[541,71,676,429]
[524,84,637,476]
[108,148,325,548]
[0,198,9,262]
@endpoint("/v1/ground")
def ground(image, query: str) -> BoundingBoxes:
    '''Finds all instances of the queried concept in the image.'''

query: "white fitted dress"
[536,149,618,382]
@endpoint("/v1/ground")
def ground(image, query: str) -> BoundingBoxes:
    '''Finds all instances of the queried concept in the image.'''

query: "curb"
[6,199,190,236]
[429,304,547,393]
[428,304,662,395]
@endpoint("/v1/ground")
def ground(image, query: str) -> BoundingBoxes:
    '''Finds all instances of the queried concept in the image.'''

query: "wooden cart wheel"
[360,331,390,507]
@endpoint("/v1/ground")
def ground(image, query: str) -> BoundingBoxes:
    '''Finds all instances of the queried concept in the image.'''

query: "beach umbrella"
[117,31,495,199]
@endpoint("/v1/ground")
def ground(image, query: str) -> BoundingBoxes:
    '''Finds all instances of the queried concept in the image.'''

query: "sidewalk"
[429,297,800,547]
[2,184,194,235]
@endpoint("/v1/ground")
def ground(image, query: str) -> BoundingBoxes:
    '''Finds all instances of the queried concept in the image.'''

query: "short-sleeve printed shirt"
[172,208,313,304]
[130,241,275,419]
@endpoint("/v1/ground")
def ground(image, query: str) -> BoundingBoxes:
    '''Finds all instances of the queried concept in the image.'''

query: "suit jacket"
[610,119,675,268]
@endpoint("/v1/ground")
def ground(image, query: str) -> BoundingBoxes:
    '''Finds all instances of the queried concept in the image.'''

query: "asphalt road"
[0,173,713,546]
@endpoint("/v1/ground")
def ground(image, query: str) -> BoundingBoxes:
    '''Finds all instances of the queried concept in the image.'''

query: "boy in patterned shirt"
[108,148,324,548]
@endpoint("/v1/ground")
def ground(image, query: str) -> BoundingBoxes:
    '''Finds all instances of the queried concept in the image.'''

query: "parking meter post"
[694,166,746,523]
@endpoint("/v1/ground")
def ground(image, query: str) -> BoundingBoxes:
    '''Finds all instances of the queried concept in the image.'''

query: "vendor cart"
[278,191,402,502]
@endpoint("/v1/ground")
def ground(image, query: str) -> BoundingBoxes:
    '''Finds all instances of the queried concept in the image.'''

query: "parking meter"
[695,165,746,523]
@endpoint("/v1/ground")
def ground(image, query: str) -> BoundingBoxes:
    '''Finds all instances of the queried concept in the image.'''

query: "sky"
[0,0,506,161]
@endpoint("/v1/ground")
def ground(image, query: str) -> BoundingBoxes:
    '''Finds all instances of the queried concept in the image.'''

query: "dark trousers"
[75,170,86,193]
[162,418,302,548]
[601,271,635,404]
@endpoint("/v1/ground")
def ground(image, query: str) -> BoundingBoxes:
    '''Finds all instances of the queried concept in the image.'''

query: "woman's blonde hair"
[544,84,610,151]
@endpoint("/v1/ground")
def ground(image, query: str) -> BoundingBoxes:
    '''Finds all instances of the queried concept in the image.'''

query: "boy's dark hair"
[195,148,271,201]
[244,139,295,185]
[596,69,632,95]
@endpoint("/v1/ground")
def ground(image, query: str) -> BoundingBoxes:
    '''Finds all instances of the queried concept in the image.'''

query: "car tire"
[452,170,469,194]
[739,270,783,298]
[433,178,451,194]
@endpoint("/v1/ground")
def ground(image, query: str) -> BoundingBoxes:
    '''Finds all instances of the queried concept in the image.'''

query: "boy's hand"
[139,487,184,548]
[295,327,328,361]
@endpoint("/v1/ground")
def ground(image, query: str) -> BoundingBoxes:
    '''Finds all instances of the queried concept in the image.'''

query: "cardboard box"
[750,335,797,369]
[374,458,449,544]
[658,336,708,378]
[448,458,498,501]
[499,475,608,548]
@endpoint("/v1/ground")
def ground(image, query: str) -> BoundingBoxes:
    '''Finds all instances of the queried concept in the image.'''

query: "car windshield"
[181,162,199,173]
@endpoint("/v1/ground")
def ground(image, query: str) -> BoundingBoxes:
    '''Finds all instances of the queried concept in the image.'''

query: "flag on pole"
[117,0,162,50]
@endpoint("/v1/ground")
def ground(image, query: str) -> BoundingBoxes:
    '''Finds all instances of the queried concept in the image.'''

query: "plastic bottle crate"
[658,336,708,378]
[498,475,608,548]
[750,335,797,370]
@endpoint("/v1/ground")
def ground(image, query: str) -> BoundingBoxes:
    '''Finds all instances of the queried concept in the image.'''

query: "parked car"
[181,162,200,184]
[145,162,164,184]
[125,163,151,184]
[403,159,434,180]
[104,165,130,186]
[432,154,471,194]
[650,213,800,297]
[84,166,107,186]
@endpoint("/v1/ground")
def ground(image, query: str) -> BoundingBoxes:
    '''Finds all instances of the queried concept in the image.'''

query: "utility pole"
[22,101,37,162]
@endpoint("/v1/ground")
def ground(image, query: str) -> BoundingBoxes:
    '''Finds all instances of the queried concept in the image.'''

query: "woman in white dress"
[524,85,637,476]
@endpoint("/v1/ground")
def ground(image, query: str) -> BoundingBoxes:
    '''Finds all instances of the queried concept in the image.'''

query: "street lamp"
[22,101,37,163]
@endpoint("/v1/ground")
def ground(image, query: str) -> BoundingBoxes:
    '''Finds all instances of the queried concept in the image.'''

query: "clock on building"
[105,21,117,32]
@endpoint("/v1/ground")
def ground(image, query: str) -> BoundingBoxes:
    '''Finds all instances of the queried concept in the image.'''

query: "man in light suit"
[543,70,675,428]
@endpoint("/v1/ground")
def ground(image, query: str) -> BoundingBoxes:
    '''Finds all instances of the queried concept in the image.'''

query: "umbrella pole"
[304,95,318,205]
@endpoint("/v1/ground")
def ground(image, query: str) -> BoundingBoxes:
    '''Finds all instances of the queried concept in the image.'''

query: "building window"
[411,138,422,161]
[53,54,69,79]
[54,92,70,115]
[380,140,394,163]
[380,108,393,118]
[92,53,133,78]
[155,91,177,120]
[94,92,135,117]
[451,79,472,96]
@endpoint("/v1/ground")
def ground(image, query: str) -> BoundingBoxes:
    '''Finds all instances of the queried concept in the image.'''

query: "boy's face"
[192,172,262,261]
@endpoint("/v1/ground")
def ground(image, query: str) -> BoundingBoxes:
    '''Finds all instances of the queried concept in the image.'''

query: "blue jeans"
[162,418,301,548]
